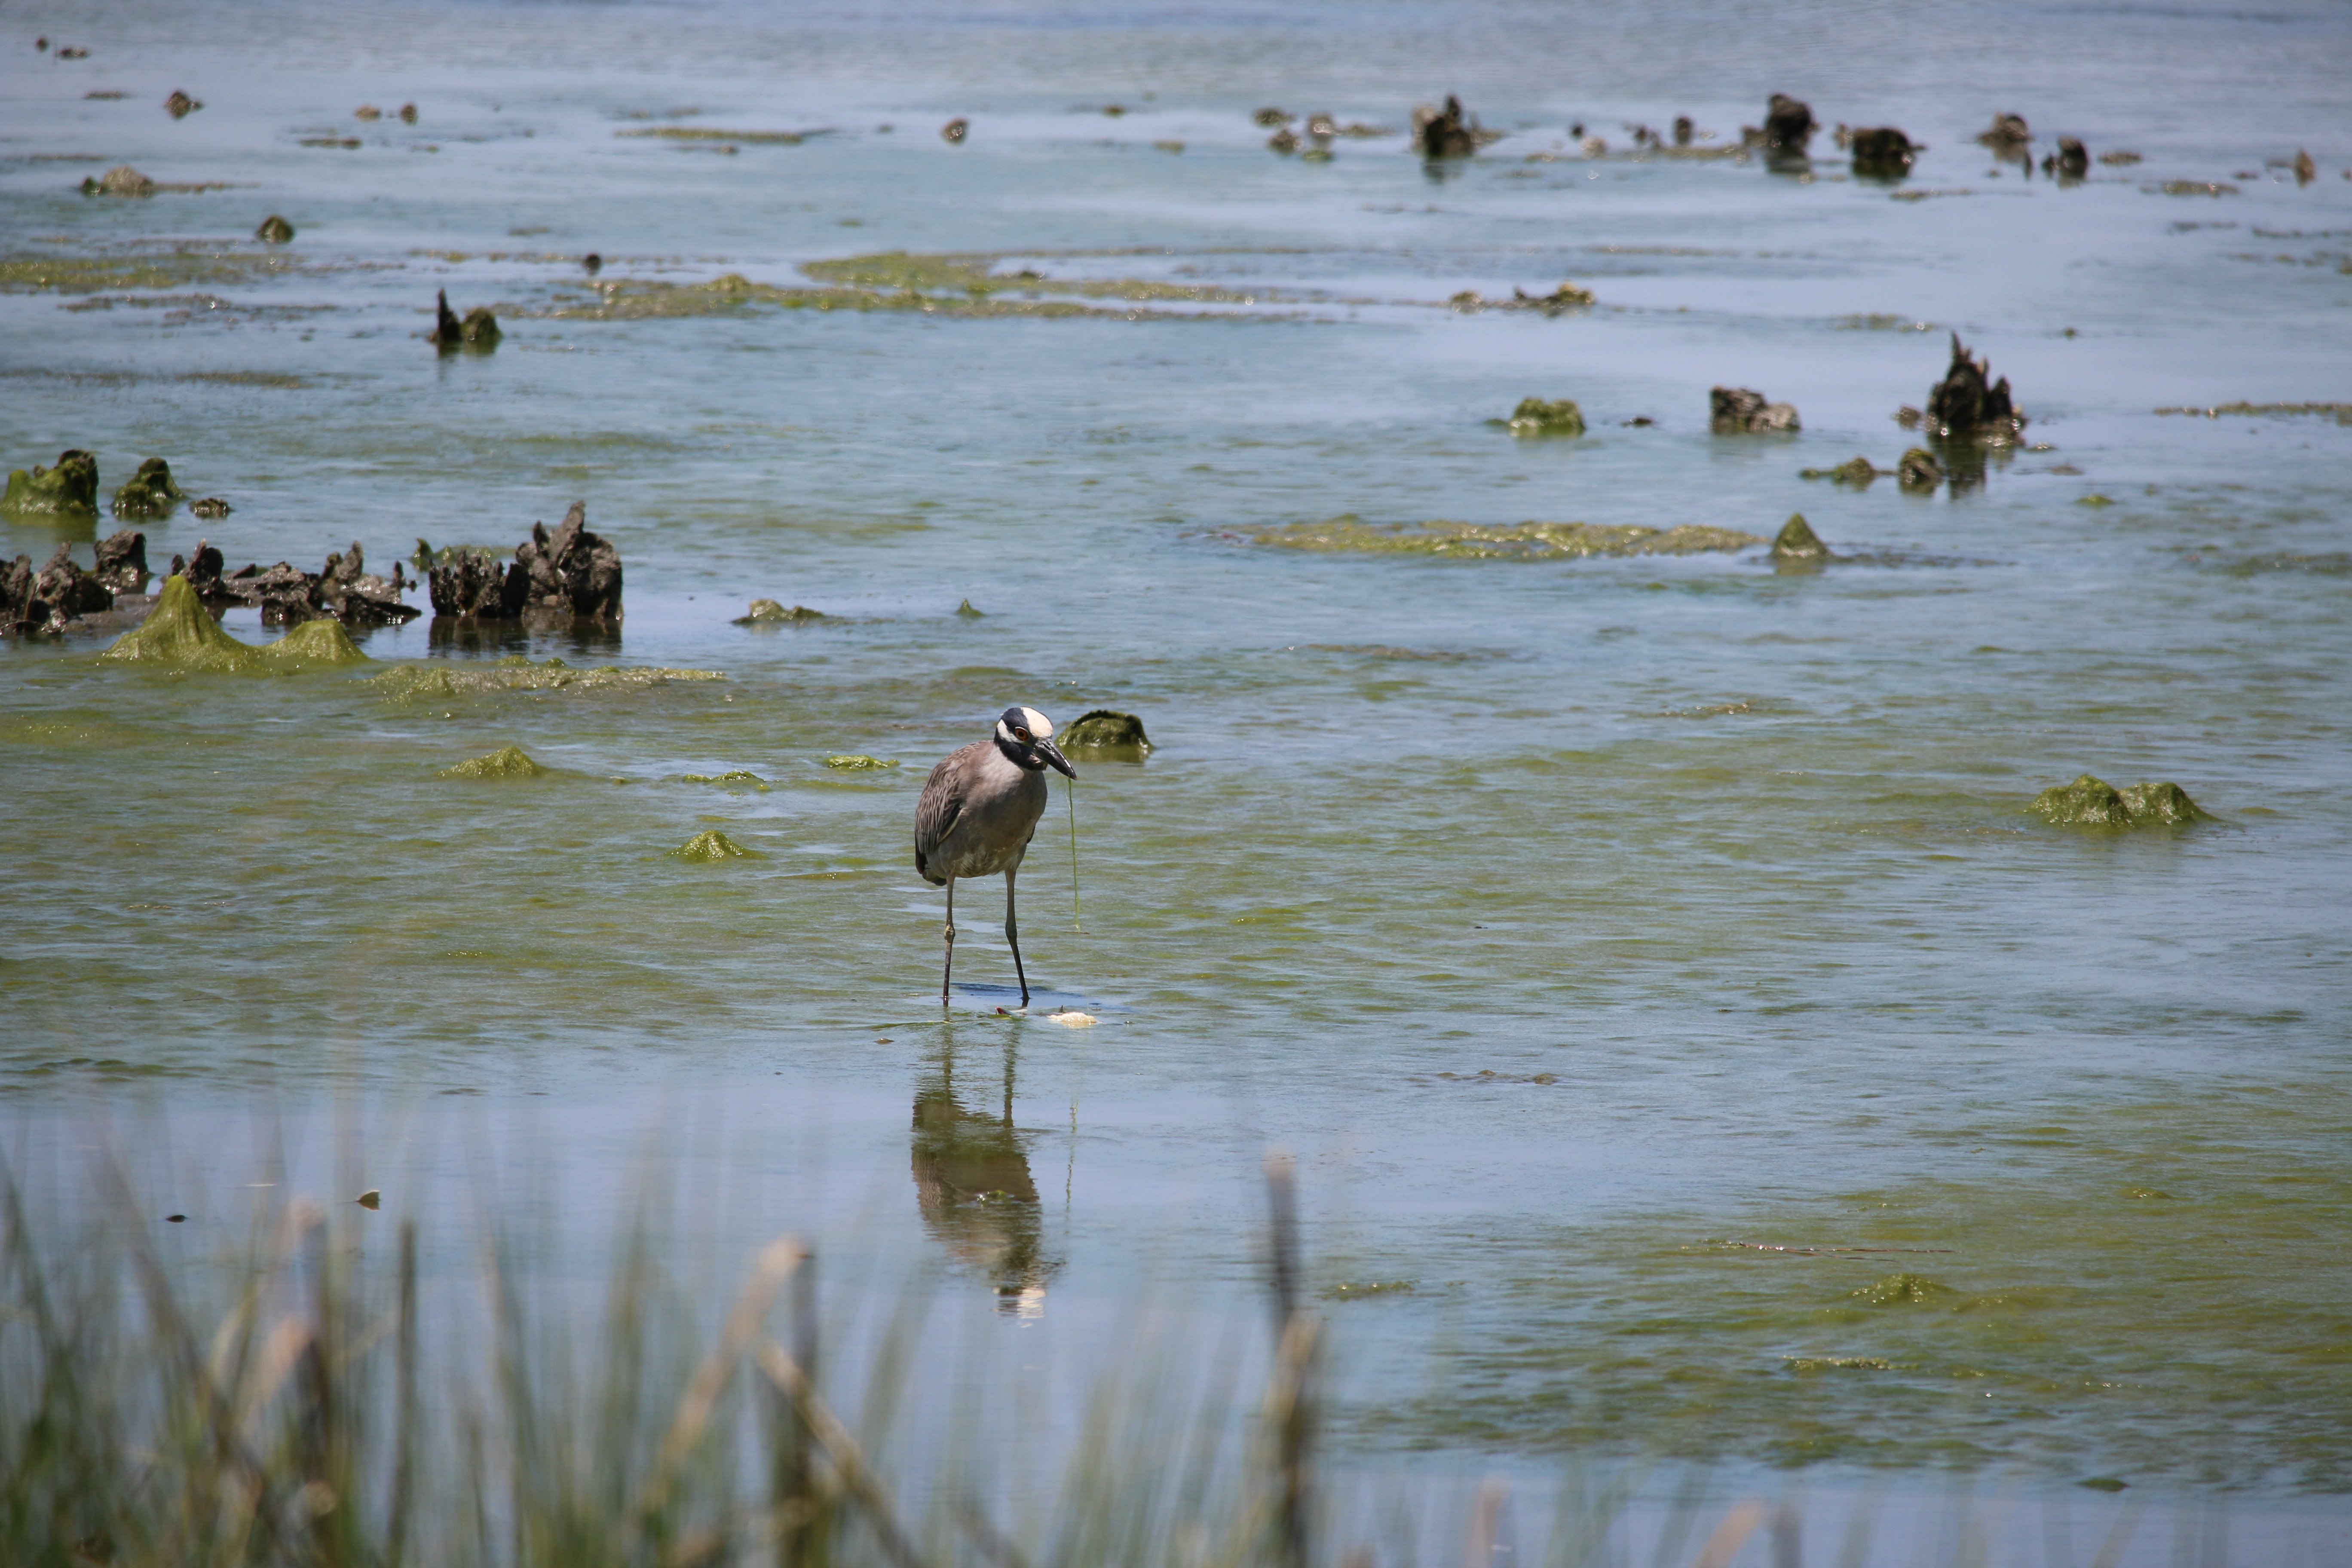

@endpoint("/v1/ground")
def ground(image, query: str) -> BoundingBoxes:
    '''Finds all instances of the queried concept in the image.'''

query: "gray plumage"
[915,705,1076,1008]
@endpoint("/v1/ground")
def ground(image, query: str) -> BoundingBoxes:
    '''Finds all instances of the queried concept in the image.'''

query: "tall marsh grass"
[0,1153,2206,1568]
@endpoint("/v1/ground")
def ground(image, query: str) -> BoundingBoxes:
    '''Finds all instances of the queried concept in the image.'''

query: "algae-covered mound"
[1059,709,1152,759]
[1851,1273,1957,1308]
[3,449,100,518]
[1250,516,1764,561]
[255,214,295,244]
[735,598,827,624]
[683,769,770,789]
[369,659,723,703]
[80,165,156,197]
[1897,447,1944,491]
[2031,775,2211,829]
[438,745,546,780]
[1768,513,1829,564]
[1505,398,1586,437]
[261,617,369,669]
[671,830,758,861]
[97,574,371,673]
[111,457,185,519]
[821,754,897,771]
[1800,456,1882,486]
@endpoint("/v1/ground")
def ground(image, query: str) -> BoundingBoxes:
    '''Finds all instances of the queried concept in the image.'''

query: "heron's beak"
[1037,738,1077,779]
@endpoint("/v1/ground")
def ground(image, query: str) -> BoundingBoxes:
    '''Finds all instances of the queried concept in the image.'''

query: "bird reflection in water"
[910,1036,1059,1316]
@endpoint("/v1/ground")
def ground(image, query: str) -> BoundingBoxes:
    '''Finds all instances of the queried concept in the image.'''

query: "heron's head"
[995,705,1076,778]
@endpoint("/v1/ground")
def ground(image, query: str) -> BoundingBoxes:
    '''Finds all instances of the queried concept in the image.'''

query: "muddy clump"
[735,598,826,624]
[1506,397,1586,436]
[92,529,149,593]
[80,165,155,197]
[1769,514,1830,564]
[3,449,100,518]
[1850,127,1917,179]
[2043,137,2089,181]
[2030,775,2210,829]
[1711,387,1801,434]
[1059,709,1152,760]
[429,289,501,351]
[111,456,185,519]
[255,214,295,244]
[1977,113,2031,162]
[438,745,547,780]
[1750,93,1816,162]
[424,502,623,626]
[1897,447,1945,490]
[1923,334,2025,444]
[1412,95,1488,159]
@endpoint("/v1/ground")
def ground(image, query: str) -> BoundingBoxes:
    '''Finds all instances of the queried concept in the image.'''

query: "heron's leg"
[1004,868,1029,1009]
[940,877,956,1008]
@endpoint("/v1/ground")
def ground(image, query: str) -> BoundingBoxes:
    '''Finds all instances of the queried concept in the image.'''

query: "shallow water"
[5,0,2352,1548]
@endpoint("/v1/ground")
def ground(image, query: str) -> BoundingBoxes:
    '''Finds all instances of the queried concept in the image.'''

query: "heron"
[915,705,1077,1008]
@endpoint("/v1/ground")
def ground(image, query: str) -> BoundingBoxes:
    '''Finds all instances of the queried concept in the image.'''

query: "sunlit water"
[4,0,2351,1555]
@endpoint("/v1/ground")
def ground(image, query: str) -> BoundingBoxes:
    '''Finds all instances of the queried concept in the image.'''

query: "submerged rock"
[1897,447,1945,490]
[1923,334,2026,444]
[1267,126,1300,155]
[1763,93,1816,154]
[1412,95,1479,159]
[111,456,185,519]
[1253,107,1292,127]
[672,829,757,861]
[821,754,898,770]
[1850,127,1917,178]
[1768,513,1829,564]
[189,496,232,519]
[1058,709,1152,759]
[3,449,100,518]
[2294,149,2316,186]
[2030,774,2210,828]
[255,214,295,244]
[1506,397,1586,436]
[1800,456,1883,485]
[429,290,501,351]
[164,89,202,119]
[940,117,968,144]
[80,165,155,196]
[92,529,149,593]
[735,598,825,624]
[438,745,546,779]
[1710,387,1801,434]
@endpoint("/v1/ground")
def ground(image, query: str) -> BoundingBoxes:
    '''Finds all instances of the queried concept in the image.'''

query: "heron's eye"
[1013,727,1032,742]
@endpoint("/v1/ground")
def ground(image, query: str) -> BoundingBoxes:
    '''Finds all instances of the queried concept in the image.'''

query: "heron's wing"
[914,753,968,879]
